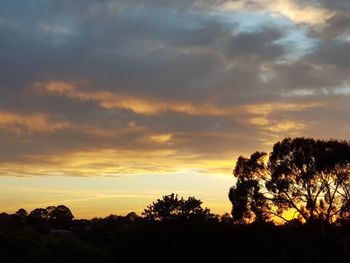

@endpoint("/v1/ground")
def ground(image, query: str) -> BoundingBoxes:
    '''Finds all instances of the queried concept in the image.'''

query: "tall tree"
[229,138,350,224]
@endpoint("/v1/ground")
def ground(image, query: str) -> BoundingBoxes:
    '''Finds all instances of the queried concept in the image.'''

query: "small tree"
[49,205,74,222]
[143,193,214,221]
[27,205,74,226]
[125,212,139,222]
[15,208,28,218]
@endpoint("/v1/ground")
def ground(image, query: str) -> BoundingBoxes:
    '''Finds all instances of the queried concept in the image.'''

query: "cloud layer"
[0,0,350,177]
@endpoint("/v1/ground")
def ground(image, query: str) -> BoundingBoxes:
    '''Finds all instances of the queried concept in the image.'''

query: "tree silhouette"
[48,205,74,221]
[28,208,50,223]
[143,193,213,221]
[229,138,350,224]
[125,212,139,222]
[27,205,74,226]
[15,208,27,218]
[48,205,74,227]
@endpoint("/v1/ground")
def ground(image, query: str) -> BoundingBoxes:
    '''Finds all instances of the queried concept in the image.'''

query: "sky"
[1,0,350,218]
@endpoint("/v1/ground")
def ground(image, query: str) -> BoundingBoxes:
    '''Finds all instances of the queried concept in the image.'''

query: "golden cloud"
[33,81,239,116]
[245,101,323,137]
[34,81,327,121]
[0,148,235,178]
[149,134,173,143]
[27,81,329,169]
[267,120,306,133]
[249,117,270,126]
[244,101,327,116]
[270,0,334,25]
[0,111,71,134]
[217,0,335,25]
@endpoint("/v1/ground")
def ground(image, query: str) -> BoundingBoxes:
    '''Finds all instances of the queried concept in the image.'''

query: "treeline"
[0,195,225,262]
[2,195,350,262]
[1,193,226,228]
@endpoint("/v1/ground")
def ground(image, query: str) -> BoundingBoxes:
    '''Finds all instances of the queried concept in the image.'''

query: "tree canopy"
[27,205,74,226]
[15,208,28,218]
[143,193,214,221]
[229,137,350,224]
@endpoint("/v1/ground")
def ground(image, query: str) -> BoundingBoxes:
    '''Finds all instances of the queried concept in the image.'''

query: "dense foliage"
[229,137,350,224]
[142,193,215,221]
[1,204,350,262]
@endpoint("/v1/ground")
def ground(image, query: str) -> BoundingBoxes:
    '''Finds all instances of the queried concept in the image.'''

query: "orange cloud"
[0,111,71,134]
[0,148,236,178]
[249,117,270,126]
[244,101,327,116]
[245,102,324,138]
[28,81,329,163]
[33,81,238,116]
[34,81,327,121]
[149,134,173,143]
[267,121,306,133]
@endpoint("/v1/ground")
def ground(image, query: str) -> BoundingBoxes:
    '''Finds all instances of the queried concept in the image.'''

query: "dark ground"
[1,214,350,263]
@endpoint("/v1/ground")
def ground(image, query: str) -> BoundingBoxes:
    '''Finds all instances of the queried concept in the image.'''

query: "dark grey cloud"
[317,0,350,10]
[266,61,346,92]
[0,0,332,100]
[225,27,285,59]
[319,12,350,39]
[307,12,350,44]
[309,40,350,69]
[292,0,350,11]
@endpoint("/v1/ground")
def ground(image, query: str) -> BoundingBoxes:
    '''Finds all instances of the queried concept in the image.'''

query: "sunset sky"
[1,0,350,218]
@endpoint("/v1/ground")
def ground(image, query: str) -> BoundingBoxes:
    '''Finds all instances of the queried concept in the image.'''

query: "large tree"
[229,138,350,224]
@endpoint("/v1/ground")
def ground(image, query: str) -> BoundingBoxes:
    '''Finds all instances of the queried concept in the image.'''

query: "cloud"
[216,0,335,25]
[310,12,350,40]
[309,40,350,69]
[149,134,173,144]
[0,111,71,134]
[0,0,349,180]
